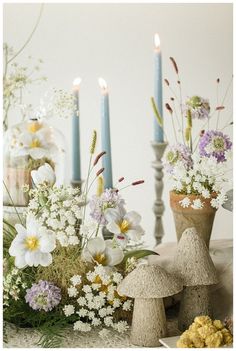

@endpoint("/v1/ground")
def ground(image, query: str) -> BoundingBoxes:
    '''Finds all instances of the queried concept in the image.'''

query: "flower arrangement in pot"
[152,59,232,248]
[3,132,157,347]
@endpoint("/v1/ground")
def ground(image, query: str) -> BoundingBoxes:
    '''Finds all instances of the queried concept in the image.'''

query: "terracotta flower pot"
[170,191,217,248]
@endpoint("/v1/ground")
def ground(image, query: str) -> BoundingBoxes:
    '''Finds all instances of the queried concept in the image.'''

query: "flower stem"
[3,181,23,225]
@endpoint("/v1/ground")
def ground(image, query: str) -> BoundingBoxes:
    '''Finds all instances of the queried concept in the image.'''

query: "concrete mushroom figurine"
[117,264,183,347]
[172,227,219,331]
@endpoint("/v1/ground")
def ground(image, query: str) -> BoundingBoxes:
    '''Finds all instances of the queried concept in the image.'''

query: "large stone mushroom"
[117,264,183,347]
[172,227,219,331]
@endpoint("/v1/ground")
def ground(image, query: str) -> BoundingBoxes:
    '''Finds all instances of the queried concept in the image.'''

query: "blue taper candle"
[98,78,113,189]
[72,77,81,181]
[154,33,164,142]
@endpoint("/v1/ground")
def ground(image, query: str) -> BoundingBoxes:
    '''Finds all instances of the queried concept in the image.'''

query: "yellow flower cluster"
[177,316,233,348]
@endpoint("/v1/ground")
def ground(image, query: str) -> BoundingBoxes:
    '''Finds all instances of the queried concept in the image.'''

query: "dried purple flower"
[199,130,232,163]
[170,57,179,74]
[163,143,193,174]
[89,188,125,225]
[25,280,61,312]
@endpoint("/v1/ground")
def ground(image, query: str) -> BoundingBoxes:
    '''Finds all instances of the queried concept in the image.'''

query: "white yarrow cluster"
[170,154,229,209]
[27,185,84,247]
[63,265,132,333]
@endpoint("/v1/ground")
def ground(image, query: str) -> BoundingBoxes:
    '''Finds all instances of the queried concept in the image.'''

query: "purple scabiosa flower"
[25,280,61,312]
[89,189,125,225]
[163,143,193,174]
[199,130,232,162]
[184,96,210,120]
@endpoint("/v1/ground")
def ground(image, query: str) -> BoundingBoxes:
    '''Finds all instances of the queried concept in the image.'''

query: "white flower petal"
[40,232,56,253]
[127,226,144,242]
[25,251,41,267]
[26,215,41,234]
[124,211,141,226]
[87,237,106,255]
[39,252,53,267]
[106,221,121,235]
[9,237,26,256]
[29,147,47,160]
[15,224,27,236]
[104,208,121,223]
[14,254,27,268]
[106,247,124,266]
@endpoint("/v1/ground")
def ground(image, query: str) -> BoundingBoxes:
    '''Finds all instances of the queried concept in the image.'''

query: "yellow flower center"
[24,236,39,251]
[27,121,42,133]
[30,138,41,148]
[94,253,107,265]
[119,219,130,234]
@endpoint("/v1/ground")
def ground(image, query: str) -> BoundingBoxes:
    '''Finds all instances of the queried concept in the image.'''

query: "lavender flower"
[89,189,125,225]
[163,143,193,174]
[184,96,210,120]
[25,280,61,312]
[199,130,232,162]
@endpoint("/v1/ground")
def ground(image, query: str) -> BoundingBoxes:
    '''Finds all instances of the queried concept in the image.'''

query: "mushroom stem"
[131,297,167,346]
[178,285,212,331]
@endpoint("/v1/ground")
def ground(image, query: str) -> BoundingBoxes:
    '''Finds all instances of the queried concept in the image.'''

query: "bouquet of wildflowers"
[3,131,156,347]
[152,58,233,210]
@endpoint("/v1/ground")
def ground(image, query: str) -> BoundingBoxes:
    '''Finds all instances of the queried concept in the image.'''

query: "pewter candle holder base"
[151,141,168,246]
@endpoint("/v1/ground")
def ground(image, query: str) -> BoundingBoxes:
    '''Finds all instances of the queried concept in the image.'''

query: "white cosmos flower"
[83,237,124,266]
[31,163,56,186]
[12,128,57,160]
[9,215,56,268]
[104,209,144,248]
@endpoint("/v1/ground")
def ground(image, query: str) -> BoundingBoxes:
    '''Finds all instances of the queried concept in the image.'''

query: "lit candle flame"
[73,77,82,87]
[154,33,160,49]
[98,77,108,90]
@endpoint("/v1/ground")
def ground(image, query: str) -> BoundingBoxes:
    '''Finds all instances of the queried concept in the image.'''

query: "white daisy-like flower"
[88,311,95,320]
[68,286,78,297]
[113,320,129,333]
[63,304,75,317]
[9,215,56,268]
[179,197,191,208]
[106,306,114,315]
[70,275,82,286]
[113,298,121,308]
[82,237,124,266]
[68,236,79,245]
[91,283,101,291]
[31,163,56,187]
[122,300,132,311]
[98,308,107,318]
[65,226,76,236]
[112,272,123,284]
[82,285,92,294]
[105,209,144,248]
[91,317,101,327]
[104,316,113,327]
[85,292,94,302]
[211,198,219,209]
[77,308,88,317]
[201,188,211,199]
[77,296,87,306]
[191,199,204,209]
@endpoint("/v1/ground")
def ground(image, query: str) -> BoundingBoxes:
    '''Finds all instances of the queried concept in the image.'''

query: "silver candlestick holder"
[151,141,168,246]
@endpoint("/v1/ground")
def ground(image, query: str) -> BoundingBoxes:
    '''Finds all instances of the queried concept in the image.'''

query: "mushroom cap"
[172,227,218,286]
[117,264,183,298]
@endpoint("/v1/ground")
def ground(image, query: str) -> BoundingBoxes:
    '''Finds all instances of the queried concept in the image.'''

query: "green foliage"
[123,249,159,263]
[36,317,70,348]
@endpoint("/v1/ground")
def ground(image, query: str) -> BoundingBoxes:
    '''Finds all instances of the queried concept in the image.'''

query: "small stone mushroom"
[172,227,219,331]
[117,264,183,347]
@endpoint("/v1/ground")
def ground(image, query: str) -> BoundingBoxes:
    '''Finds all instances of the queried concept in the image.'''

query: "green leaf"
[123,249,159,262]
[151,97,163,127]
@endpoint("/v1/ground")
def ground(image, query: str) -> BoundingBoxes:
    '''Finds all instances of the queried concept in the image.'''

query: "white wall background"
[3,3,233,248]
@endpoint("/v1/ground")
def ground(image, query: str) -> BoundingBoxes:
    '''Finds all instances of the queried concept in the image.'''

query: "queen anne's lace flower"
[25,280,61,312]
[179,197,191,208]
[191,199,204,209]
[63,304,75,317]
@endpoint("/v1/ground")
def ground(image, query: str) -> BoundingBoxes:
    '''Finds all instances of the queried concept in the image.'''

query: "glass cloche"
[3,118,65,206]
